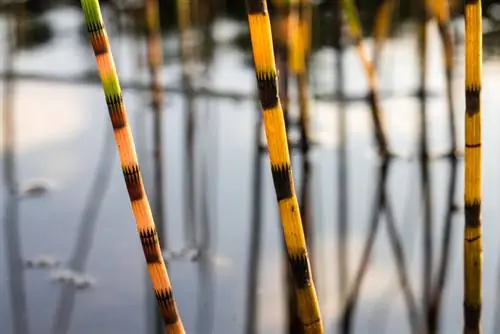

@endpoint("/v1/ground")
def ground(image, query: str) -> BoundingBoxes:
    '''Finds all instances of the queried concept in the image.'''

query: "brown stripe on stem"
[246,0,267,14]
[107,95,127,129]
[288,252,311,289]
[139,228,161,263]
[155,289,179,325]
[464,303,481,330]
[271,163,293,201]
[90,31,108,56]
[465,88,480,117]
[123,165,144,201]
[257,74,279,110]
[465,202,481,228]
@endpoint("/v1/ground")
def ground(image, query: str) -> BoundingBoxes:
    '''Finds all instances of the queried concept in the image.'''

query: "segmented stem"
[245,1,323,332]
[341,0,389,156]
[463,0,482,333]
[79,1,184,332]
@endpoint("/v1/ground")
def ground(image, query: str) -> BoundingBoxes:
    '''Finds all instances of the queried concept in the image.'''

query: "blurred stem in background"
[463,0,483,333]
[145,0,166,249]
[428,0,458,156]
[416,1,433,331]
[428,157,459,334]
[372,0,396,70]
[245,105,264,334]
[341,0,390,157]
[2,9,30,334]
[332,0,350,327]
[177,0,199,254]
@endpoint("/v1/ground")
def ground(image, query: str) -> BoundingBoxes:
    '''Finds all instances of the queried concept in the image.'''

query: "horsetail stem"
[341,0,389,156]
[372,0,396,69]
[244,1,324,332]
[79,1,184,332]
[430,0,458,154]
[463,0,482,333]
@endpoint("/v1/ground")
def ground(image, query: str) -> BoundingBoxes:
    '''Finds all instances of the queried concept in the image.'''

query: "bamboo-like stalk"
[341,0,389,156]
[79,1,184,332]
[332,0,349,318]
[372,0,396,69]
[271,0,290,130]
[2,12,30,334]
[177,0,199,255]
[416,2,434,331]
[463,0,482,333]
[145,0,166,251]
[244,1,323,332]
[270,2,301,331]
[429,0,458,155]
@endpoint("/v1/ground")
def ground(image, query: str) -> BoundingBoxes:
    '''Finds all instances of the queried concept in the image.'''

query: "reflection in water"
[339,158,419,334]
[4,2,500,333]
[195,98,217,334]
[245,107,264,334]
[428,157,459,333]
[2,12,31,334]
[51,113,116,334]
[416,6,433,331]
[333,0,348,313]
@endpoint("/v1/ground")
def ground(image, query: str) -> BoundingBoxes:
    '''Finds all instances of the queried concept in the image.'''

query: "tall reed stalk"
[429,0,458,155]
[372,0,396,69]
[463,0,482,333]
[244,1,323,332]
[79,1,184,332]
[145,0,166,250]
[341,0,389,156]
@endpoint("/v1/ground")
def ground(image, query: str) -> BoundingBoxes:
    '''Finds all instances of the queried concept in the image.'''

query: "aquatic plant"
[78,0,184,332]
[341,0,390,156]
[244,0,323,332]
[463,0,483,333]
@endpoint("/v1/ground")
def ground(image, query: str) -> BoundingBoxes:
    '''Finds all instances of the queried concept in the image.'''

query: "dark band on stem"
[465,88,480,117]
[123,165,144,201]
[139,228,161,263]
[107,94,127,129]
[257,74,279,110]
[271,163,293,201]
[246,0,267,14]
[155,289,179,325]
[465,0,479,5]
[464,303,481,330]
[288,253,311,289]
[465,202,481,228]
[90,32,108,56]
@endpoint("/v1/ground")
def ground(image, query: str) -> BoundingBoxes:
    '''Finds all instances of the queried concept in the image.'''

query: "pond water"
[2,4,500,334]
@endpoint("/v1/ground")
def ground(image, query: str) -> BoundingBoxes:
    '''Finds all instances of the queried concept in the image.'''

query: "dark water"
[2,3,500,334]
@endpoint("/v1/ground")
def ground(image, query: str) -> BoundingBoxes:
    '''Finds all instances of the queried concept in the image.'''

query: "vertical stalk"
[244,109,264,334]
[372,0,396,70]
[145,0,166,248]
[417,1,433,331]
[244,1,324,332]
[2,11,30,334]
[463,0,482,333]
[341,0,390,156]
[430,0,458,155]
[79,1,184,332]
[332,0,349,313]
